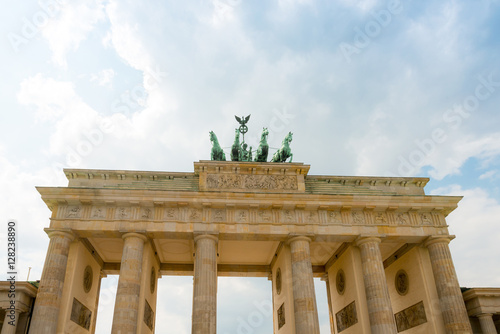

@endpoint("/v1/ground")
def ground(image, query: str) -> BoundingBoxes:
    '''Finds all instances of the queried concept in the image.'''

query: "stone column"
[288,236,320,334]
[1,310,19,334]
[91,271,105,334]
[425,237,472,333]
[29,230,74,334]
[322,275,335,334]
[111,233,147,334]
[355,237,397,334]
[478,314,497,334]
[192,234,218,334]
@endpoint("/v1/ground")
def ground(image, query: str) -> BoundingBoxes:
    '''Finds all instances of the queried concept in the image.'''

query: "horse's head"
[262,127,269,137]
[209,131,216,142]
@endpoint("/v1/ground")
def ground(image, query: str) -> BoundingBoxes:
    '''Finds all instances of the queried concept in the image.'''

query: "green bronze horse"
[271,131,293,163]
[209,131,226,161]
[254,127,269,162]
[231,128,241,161]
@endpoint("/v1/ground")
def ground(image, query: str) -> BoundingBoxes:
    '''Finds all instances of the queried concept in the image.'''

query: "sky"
[1,0,500,332]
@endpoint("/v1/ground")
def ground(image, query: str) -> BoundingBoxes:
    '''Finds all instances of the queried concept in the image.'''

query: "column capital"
[477,313,494,319]
[122,232,147,242]
[424,235,455,248]
[354,236,382,247]
[287,235,313,245]
[194,234,219,243]
[44,228,75,241]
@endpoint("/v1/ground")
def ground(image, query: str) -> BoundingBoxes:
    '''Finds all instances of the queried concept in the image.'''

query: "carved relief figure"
[166,208,177,219]
[213,209,224,221]
[258,210,272,222]
[395,270,409,295]
[83,266,93,293]
[67,206,81,218]
[277,303,286,329]
[237,210,248,222]
[283,210,294,222]
[307,211,318,223]
[92,207,105,218]
[398,213,409,225]
[206,174,297,190]
[374,213,387,225]
[335,301,358,332]
[352,211,365,225]
[328,211,342,224]
[189,209,201,220]
[117,207,129,219]
[142,208,152,219]
[420,213,432,225]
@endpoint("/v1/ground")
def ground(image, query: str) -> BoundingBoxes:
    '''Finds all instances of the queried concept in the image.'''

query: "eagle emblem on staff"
[235,115,251,135]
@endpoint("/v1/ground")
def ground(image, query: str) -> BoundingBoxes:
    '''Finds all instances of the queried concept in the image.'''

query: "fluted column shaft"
[29,231,74,334]
[425,237,472,333]
[478,314,497,334]
[192,235,218,334]
[289,236,320,334]
[1,310,19,334]
[111,233,147,334]
[356,237,397,334]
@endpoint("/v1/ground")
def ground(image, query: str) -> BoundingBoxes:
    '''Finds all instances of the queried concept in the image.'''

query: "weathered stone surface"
[29,230,74,334]
[111,233,147,334]
[356,237,397,334]
[425,237,473,333]
[192,235,218,334]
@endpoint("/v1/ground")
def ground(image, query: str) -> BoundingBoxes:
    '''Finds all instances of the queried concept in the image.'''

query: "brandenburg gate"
[28,160,473,333]
[28,118,474,333]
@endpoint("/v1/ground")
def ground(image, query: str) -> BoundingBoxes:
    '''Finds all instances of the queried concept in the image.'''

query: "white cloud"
[427,133,500,180]
[90,68,115,87]
[41,0,107,68]
[479,170,497,180]
[105,1,153,73]
[17,73,76,121]
[337,0,379,12]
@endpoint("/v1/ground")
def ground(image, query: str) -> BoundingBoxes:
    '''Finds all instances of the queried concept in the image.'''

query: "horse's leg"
[289,153,293,163]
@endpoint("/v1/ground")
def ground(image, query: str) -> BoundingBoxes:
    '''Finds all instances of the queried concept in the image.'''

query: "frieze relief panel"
[205,174,298,191]
[280,209,297,224]
[304,211,319,224]
[115,207,131,220]
[211,208,226,222]
[397,212,411,225]
[91,206,106,219]
[335,301,358,332]
[257,209,273,223]
[56,204,448,229]
[327,211,342,225]
[394,301,427,332]
[373,212,388,225]
[66,206,82,219]
[351,211,365,225]
[235,210,249,223]
[187,208,202,221]
[164,208,179,221]
[140,207,153,220]
[70,298,92,330]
